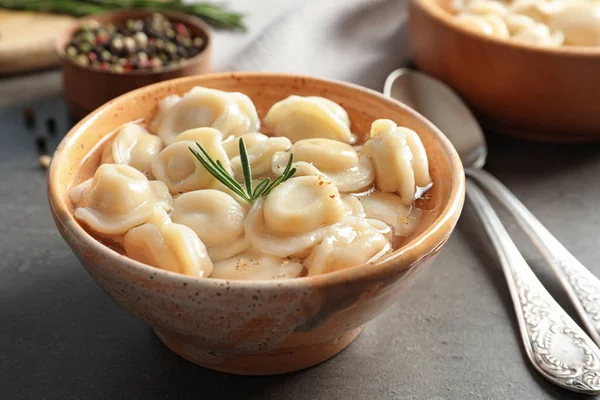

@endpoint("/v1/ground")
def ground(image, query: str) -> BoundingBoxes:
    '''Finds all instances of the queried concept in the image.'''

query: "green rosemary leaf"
[189,147,250,202]
[238,138,253,197]
[252,178,270,199]
[284,167,297,181]
[188,138,296,204]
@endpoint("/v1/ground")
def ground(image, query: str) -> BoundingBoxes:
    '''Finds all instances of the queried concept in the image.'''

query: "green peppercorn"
[101,50,112,62]
[155,39,165,50]
[66,46,78,58]
[165,28,175,39]
[181,37,192,48]
[111,64,125,73]
[105,23,116,34]
[193,37,204,48]
[75,54,89,67]
[118,57,128,66]
[165,42,177,55]
[79,42,92,53]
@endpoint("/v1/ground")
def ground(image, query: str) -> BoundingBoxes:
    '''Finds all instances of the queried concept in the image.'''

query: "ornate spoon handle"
[467,168,600,345]
[467,181,600,394]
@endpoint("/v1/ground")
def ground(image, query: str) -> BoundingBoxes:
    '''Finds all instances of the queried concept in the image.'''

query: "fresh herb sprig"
[189,138,297,204]
[0,0,246,30]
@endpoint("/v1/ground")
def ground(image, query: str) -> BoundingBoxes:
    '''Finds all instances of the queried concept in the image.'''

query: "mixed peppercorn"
[65,13,206,72]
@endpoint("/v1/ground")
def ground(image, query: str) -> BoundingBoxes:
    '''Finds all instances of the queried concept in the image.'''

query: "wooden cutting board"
[0,10,74,74]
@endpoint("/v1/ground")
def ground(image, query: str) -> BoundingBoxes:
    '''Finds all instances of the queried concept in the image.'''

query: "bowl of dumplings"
[48,72,465,375]
[409,0,600,142]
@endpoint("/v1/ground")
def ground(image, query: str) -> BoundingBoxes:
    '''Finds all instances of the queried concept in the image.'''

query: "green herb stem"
[0,0,246,30]
[188,138,297,204]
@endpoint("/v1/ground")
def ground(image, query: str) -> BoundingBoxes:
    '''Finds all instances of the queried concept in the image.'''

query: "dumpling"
[272,138,374,192]
[124,208,213,277]
[509,0,561,23]
[503,13,537,35]
[342,194,366,218]
[463,0,508,16]
[156,87,259,144]
[69,178,93,206]
[548,2,600,46]
[245,176,347,257]
[151,128,231,194]
[210,248,304,280]
[305,217,391,276]
[358,193,422,237]
[149,94,181,134]
[512,22,564,46]
[171,189,247,248]
[73,164,172,236]
[263,95,353,143]
[223,133,292,179]
[207,235,251,262]
[363,119,432,205]
[101,123,163,178]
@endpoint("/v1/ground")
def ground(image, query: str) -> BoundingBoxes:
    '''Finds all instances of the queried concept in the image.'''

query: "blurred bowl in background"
[55,9,212,121]
[408,0,600,142]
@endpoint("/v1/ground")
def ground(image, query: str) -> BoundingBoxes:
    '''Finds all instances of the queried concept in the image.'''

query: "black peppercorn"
[35,136,47,154]
[46,118,57,136]
[23,108,35,129]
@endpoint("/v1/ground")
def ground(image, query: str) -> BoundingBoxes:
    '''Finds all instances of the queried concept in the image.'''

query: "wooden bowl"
[55,9,212,121]
[48,72,465,375]
[408,0,600,142]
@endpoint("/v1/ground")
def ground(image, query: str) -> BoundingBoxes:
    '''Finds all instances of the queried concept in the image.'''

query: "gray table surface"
[1,70,600,400]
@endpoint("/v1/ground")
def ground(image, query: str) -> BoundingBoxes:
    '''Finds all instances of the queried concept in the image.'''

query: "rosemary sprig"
[188,138,297,204]
[0,0,246,31]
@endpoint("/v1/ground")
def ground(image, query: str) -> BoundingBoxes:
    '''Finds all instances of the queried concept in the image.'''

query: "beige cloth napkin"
[224,0,410,91]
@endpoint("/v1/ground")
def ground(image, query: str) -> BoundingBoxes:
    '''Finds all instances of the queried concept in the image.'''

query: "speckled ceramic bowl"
[48,72,465,375]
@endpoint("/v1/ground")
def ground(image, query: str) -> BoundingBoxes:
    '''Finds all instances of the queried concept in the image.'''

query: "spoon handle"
[467,168,600,345]
[466,181,600,394]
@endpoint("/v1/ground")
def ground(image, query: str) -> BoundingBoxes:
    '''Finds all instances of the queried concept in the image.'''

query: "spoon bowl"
[383,68,486,168]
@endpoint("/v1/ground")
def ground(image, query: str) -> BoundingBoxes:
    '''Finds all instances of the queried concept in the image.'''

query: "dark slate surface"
[1,70,600,400]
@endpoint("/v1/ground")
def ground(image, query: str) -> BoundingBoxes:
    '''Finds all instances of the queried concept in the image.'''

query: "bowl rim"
[54,8,213,76]
[48,72,465,289]
[414,0,600,57]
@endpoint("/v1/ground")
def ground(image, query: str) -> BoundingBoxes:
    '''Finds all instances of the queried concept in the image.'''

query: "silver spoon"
[384,68,600,394]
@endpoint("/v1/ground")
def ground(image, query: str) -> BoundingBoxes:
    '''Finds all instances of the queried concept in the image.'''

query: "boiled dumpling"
[341,194,366,218]
[272,138,374,192]
[363,119,432,205]
[548,2,600,46]
[306,217,391,276]
[171,189,247,248]
[512,22,564,46]
[223,133,291,179]
[359,193,422,237]
[69,178,93,206]
[210,248,304,280]
[149,94,181,134]
[263,95,353,143]
[124,208,213,277]
[73,164,172,236]
[156,87,259,144]
[101,123,163,178]
[207,235,251,262]
[245,176,347,257]
[151,128,231,194]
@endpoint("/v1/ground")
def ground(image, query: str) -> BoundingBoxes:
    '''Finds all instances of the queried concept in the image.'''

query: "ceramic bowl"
[55,9,212,121]
[48,72,465,375]
[409,0,600,142]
